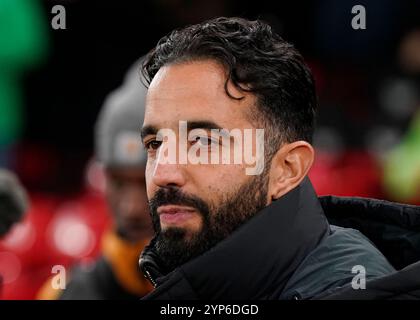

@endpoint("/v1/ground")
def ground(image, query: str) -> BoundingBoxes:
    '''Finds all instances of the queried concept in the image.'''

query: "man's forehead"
[148,60,227,94]
[144,60,255,127]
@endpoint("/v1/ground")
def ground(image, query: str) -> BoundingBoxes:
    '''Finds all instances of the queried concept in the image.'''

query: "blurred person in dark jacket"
[0,169,28,237]
[0,169,28,295]
[138,17,420,300]
[37,60,154,300]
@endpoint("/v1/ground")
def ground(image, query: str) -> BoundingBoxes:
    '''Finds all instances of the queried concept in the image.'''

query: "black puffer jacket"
[140,178,419,300]
[317,196,420,299]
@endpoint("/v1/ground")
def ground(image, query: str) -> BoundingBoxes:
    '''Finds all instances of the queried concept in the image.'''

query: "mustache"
[149,187,210,218]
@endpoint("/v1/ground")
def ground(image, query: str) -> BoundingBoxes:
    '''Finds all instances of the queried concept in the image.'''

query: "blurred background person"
[37,60,154,299]
[0,169,28,297]
[0,169,29,238]
[382,29,420,204]
[384,109,420,203]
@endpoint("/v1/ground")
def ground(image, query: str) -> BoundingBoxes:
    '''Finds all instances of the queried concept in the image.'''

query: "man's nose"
[151,161,187,188]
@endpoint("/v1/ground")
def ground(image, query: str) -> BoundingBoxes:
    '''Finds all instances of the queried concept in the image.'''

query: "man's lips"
[158,205,197,225]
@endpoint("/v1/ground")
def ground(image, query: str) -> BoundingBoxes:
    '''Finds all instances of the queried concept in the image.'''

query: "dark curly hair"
[142,17,317,157]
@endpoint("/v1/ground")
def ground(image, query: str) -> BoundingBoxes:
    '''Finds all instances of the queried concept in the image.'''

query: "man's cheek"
[145,167,155,198]
[145,176,154,200]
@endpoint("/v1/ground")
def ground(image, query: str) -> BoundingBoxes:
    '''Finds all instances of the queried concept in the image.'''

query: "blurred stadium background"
[0,0,419,299]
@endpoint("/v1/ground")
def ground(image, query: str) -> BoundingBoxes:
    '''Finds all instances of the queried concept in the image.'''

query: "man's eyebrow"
[187,120,223,131]
[187,121,232,139]
[140,121,228,139]
[140,125,159,140]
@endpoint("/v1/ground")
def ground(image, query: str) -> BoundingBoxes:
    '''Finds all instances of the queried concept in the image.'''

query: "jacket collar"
[140,177,330,299]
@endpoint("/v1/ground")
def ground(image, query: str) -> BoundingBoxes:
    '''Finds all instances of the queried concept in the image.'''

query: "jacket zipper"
[143,267,158,288]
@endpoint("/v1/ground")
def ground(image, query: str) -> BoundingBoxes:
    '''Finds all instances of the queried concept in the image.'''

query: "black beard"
[148,173,269,273]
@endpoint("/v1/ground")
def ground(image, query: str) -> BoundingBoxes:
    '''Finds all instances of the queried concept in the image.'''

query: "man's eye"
[192,136,217,146]
[145,140,162,151]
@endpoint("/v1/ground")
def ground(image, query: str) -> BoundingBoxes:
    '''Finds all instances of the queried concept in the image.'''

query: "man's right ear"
[266,141,314,204]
